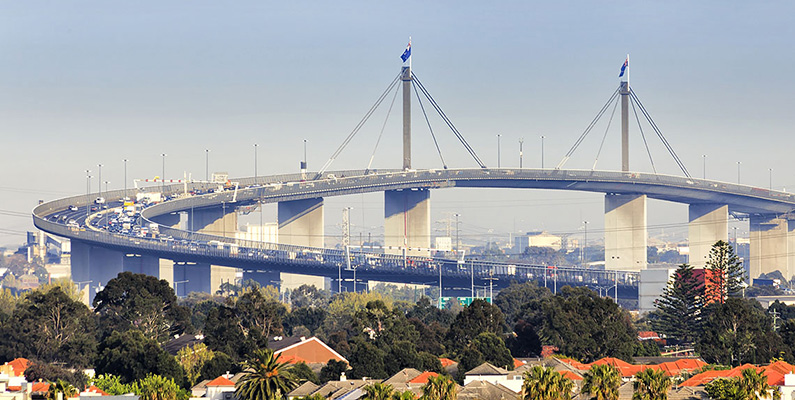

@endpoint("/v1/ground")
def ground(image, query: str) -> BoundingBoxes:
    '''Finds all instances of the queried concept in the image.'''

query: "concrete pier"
[749,215,794,280]
[278,198,324,247]
[605,193,647,271]
[384,189,430,256]
[688,204,729,267]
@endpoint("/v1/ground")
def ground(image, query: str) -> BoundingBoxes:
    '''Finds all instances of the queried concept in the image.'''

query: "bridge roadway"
[32,168,795,300]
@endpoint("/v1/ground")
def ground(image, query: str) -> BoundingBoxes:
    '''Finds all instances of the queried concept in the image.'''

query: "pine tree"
[705,241,746,303]
[652,264,703,344]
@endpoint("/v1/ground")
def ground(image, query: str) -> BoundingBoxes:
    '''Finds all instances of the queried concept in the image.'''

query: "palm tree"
[420,375,457,400]
[47,379,78,400]
[363,382,396,400]
[236,348,299,400]
[632,368,671,400]
[393,390,417,400]
[522,365,574,400]
[738,368,777,400]
[582,364,621,400]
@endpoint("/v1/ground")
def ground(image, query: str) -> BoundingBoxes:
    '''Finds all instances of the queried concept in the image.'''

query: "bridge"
[30,54,795,309]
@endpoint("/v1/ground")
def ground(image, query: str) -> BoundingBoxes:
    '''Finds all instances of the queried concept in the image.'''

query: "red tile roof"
[560,370,583,381]
[513,358,525,369]
[559,357,707,378]
[207,376,236,387]
[409,371,439,384]
[680,362,795,387]
[6,358,30,377]
[439,358,457,367]
[82,385,110,395]
[31,381,50,392]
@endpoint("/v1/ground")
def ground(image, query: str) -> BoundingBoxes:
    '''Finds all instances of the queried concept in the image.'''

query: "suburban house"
[269,336,348,367]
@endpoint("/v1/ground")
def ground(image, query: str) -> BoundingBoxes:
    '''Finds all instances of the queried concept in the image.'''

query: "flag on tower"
[400,40,411,62]
[619,57,628,77]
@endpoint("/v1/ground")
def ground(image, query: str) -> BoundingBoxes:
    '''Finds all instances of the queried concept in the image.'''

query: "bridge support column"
[70,240,125,304]
[749,215,794,280]
[172,262,239,297]
[122,254,161,277]
[278,198,324,247]
[605,194,647,271]
[385,189,430,256]
[688,204,729,267]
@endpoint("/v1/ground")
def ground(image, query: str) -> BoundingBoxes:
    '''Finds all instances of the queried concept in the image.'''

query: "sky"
[2,1,795,248]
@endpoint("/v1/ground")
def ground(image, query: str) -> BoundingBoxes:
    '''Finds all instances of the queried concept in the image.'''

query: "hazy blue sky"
[2,1,794,248]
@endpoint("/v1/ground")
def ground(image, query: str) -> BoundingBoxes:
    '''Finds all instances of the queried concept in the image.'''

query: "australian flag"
[619,57,628,77]
[400,41,411,62]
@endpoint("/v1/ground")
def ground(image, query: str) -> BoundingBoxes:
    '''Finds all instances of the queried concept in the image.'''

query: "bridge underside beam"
[688,204,729,267]
[605,194,647,271]
[384,189,431,257]
[278,198,324,247]
[749,215,795,281]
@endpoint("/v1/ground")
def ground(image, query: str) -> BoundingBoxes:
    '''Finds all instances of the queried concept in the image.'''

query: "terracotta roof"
[31,381,50,392]
[207,376,236,387]
[7,358,30,377]
[439,358,457,367]
[560,370,583,381]
[513,358,525,369]
[82,385,110,395]
[409,372,439,384]
[680,362,795,387]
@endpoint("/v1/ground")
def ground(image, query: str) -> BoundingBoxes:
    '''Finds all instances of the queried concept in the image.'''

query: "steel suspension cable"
[556,87,620,169]
[366,78,402,172]
[316,72,402,178]
[412,73,487,168]
[629,89,691,178]
[591,93,621,170]
[412,80,447,169]
[630,96,657,174]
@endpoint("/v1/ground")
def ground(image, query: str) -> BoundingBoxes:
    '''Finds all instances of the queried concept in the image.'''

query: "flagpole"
[626,53,630,86]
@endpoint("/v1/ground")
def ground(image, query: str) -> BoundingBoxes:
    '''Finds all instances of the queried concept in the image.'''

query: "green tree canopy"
[697,298,790,366]
[445,299,505,354]
[2,286,97,368]
[471,332,513,370]
[95,329,185,384]
[519,286,638,362]
[494,281,552,327]
[705,241,746,303]
[651,264,703,345]
[131,374,189,400]
[93,272,192,343]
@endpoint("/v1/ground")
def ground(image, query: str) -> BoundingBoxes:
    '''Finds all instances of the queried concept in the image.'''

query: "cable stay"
[316,72,402,179]
[591,94,621,170]
[630,97,657,174]
[556,88,620,169]
[629,88,691,178]
[412,80,447,169]
[366,78,402,172]
[412,73,487,168]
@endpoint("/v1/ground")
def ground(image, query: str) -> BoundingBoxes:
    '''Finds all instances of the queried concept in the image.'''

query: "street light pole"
[161,153,167,194]
[205,149,210,182]
[497,134,501,168]
[769,168,773,190]
[85,170,91,219]
[519,137,524,168]
[455,213,461,258]
[97,164,103,200]
[123,159,128,200]
[540,135,545,169]
[737,161,741,184]
[702,154,706,180]
[583,221,589,266]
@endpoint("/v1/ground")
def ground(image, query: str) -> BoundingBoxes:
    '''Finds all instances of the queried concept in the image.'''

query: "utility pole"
[342,207,352,249]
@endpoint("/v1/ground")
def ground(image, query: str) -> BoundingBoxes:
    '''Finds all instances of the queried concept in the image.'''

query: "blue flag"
[619,57,628,77]
[400,41,411,62]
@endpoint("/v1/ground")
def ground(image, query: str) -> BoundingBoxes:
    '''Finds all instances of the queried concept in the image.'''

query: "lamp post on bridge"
[702,154,706,180]
[497,134,501,168]
[97,164,103,201]
[519,137,524,169]
[161,153,167,194]
[540,135,545,169]
[85,170,92,219]
[205,149,210,182]
[737,161,741,184]
[769,168,773,190]
[123,159,128,200]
